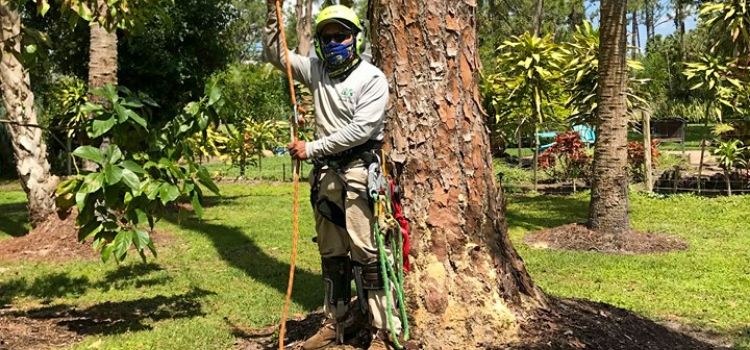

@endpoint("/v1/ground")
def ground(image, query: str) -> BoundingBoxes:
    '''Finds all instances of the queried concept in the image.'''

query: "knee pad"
[321,257,352,308]
[354,261,384,291]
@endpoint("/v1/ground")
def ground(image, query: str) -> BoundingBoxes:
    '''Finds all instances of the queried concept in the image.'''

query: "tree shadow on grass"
[164,210,322,312]
[505,194,589,232]
[0,263,170,305]
[5,287,214,335]
[0,201,30,237]
[498,296,732,350]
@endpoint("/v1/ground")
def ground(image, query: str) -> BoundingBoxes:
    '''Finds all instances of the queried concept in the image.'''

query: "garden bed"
[524,223,688,254]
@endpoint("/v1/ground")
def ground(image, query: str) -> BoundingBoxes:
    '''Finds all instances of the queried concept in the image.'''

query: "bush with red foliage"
[538,131,592,183]
[627,140,661,180]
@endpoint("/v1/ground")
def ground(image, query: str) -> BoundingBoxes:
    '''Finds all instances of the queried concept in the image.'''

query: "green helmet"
[314,5,366,60]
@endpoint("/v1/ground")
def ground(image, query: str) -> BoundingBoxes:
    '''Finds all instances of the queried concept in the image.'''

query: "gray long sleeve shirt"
[263,6,387,158]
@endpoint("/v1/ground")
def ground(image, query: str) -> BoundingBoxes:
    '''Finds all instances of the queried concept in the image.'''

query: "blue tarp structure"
[536,125,596,151]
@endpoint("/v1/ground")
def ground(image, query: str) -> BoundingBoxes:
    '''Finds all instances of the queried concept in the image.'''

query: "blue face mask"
[322,39,355,67]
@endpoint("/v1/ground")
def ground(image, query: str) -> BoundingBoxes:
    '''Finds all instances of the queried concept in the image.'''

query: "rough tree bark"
[88,0,118,96]
[369,1,545,348]
[295,0,313,57]
[588,0,630,235]
[532,0,544,36]
[0,2,58,227]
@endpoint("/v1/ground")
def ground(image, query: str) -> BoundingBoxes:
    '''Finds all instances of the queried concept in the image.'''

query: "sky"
[587,0,698,51]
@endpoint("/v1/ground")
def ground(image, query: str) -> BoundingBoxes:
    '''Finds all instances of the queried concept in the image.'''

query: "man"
[264,2,400,350]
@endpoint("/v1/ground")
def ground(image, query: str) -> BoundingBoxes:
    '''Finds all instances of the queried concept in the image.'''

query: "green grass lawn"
[1,182,748,349]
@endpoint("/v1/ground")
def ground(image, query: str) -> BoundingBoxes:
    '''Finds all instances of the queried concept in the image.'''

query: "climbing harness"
[369,150,411,349]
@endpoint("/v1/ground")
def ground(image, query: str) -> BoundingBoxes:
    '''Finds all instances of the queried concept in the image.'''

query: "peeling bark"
[589,0,630,235]
[0,2,58,227]
[369,1,544,348]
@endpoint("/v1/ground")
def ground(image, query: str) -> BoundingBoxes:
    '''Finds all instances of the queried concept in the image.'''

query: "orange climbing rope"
[274,0,301,349]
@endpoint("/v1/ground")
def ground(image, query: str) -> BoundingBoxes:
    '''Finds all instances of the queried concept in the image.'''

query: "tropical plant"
[46,75,88,139]
[219,118,288,177]
[700,0,750,57]
[712,139,747,195]
[683,54,744,193]
[56,85,222,263]
[537,131,592,191]
[563,20,648,126]
[487,32,565,191]
[627,140,661,181]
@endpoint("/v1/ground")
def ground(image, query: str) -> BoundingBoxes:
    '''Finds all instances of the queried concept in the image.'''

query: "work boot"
[302,320,336,350]
[368,330,395,350]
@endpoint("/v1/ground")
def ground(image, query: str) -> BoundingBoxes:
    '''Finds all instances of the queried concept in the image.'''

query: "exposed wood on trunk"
[0,3,58,227]
[370,1,545,348]
[589,0,630,235]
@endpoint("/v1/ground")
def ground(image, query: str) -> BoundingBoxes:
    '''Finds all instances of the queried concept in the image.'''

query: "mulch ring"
[0,212,172,263]
[0,313,82,350]
[497,296,733,350]
[524,223,689,254]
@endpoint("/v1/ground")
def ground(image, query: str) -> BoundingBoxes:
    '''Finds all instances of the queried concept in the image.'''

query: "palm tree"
[588,0,630,235]
[0,2,59,227]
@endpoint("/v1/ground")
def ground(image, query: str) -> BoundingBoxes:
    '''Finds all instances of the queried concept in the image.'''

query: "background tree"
[488,33,564,191]
[589,0,630,235]
[0,2,58,226]
[369,0,545,348]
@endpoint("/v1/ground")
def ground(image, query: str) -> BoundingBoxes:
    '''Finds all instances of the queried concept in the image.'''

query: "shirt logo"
[341,87,354,98]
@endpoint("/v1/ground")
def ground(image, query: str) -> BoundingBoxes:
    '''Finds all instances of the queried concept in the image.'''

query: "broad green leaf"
[122,160,146,174]
[73,146,104,164]
[129,111,148,129]
[207,85,222,106]
[121,169,141,191]
[114,103,129,123]
[184,101,201,115]
[89,117,117,138]
[106,145,123,164]
[103,164,123,185]
[191,192,204,218]
[78,221,103,241]
[101,243,115,263]
[80,173,104,194]
[56,178,81,196]
[197,167,220,195]
[159,184,181,205]
[133,230,151,252]
[113,230,133,262]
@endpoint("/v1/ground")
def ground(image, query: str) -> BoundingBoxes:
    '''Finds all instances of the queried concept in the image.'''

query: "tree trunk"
[86,0,118,170]
[295,0,313,57]
[370,1,545,348]
[645,0,655,45]
[724,170,732,195]
[698,116,709,194]
[568,0,584,29]
[674,0,686,52]
[532,0,544,36]
[589,0,630,235]
[0,3,59,227]
[533,125,540,192]
[642,111,654,192]
[88,0,118,98]
[630,9,641,60]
